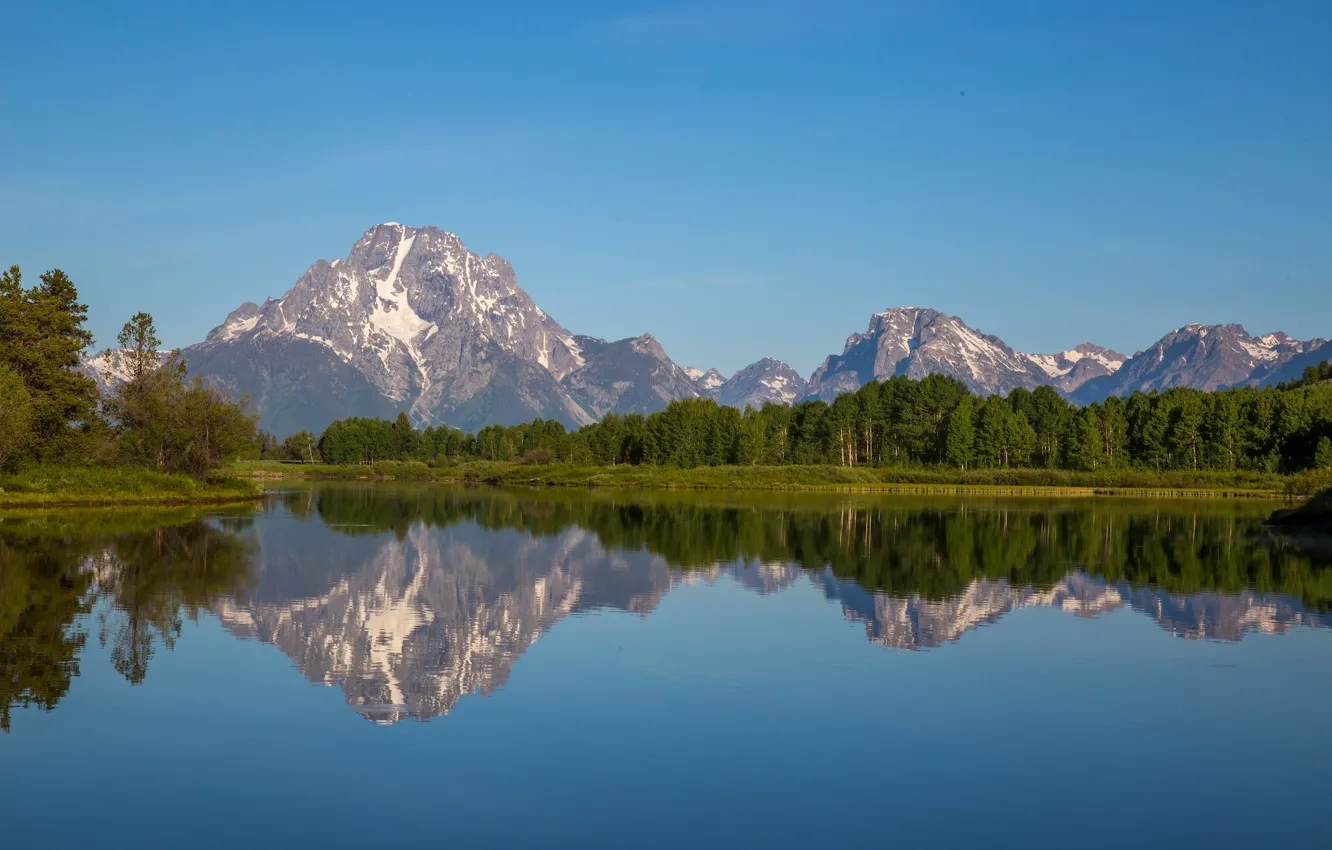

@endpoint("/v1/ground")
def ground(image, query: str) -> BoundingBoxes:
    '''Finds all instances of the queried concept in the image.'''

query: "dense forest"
[0,266,256,476]
[305,370,1332,475]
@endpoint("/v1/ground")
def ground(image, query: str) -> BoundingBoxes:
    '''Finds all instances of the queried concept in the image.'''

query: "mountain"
[178,224,701,435]
[683,366,725,396]
[805,307,1050,399]
[1021,343,1127,393]
[1072,323,1329,403]
[717,358,807,410]
[803,309,1326,405]
[561,333,700,418]
[84,222,1329,433]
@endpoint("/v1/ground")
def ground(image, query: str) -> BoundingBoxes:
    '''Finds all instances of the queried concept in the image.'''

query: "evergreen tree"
[115,311,163,382]
[0,266,98,460]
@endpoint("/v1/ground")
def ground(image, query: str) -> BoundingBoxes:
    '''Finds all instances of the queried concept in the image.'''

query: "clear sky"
[3,0,1329,376]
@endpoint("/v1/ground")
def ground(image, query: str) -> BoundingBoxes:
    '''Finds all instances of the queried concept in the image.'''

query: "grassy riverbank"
[0,465,262,509]
[229,459,1312,498]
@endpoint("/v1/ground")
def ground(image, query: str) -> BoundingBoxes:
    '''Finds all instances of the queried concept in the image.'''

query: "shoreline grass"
[0,465,263,509]
[229,459,1299,499]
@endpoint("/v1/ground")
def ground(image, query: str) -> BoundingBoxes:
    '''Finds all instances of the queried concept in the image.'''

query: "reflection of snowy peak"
[820,572,1325,649]
[214,520,676,722]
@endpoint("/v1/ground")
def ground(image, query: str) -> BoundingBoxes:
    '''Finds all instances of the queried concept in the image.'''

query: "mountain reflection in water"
[2,486,1328,727]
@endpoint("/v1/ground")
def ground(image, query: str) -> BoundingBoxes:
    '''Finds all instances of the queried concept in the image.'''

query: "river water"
[2,485,1329,848]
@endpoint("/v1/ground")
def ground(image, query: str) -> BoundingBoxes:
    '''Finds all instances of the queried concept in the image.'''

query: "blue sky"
[3,0,1329,376]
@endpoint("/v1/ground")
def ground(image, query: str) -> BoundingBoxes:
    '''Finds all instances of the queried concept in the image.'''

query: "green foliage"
[0,363,33,470]
[102,313,257,475]
[1281,360,1332,389]
[308,373,1332,481]
[0,266,98,461]
[0,465,258,506]
[1317,437,1332,470]
[115,311,162,382]
[282,430,321,463]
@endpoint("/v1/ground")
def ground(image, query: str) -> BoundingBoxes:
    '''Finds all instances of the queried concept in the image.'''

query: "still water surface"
[3,486,1331,848]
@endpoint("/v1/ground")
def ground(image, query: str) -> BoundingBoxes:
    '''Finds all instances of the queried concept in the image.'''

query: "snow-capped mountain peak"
[179,223,701,434]
[806,307,1048,399]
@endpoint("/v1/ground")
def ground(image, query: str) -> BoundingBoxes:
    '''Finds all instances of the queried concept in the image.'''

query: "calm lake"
[3,486,1330,849]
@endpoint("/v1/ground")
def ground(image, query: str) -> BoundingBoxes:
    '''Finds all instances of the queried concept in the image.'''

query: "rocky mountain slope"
[1071,323,1329,403]
[716,358,807,410]
[1021,343,1128,394]
[687,359,807,410]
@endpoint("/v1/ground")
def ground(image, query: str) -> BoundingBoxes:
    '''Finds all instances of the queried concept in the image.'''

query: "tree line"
[308,370,1332,474]
[0,266,256,476]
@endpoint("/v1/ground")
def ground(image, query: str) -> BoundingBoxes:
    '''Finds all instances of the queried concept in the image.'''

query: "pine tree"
[0,267,98,459]
[116,312,163,381]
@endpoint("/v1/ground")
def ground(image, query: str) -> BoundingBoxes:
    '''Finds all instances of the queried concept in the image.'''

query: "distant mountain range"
[81,223,1330,435]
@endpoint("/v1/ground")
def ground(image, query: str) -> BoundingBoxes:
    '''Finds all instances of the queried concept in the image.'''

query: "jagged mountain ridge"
[802,308,1325,404]
[80,223,1328,432]
[1071,323,1330,403]
[687,358,809,410]
[1022,343,1128,394]
[804,307,1056,400]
